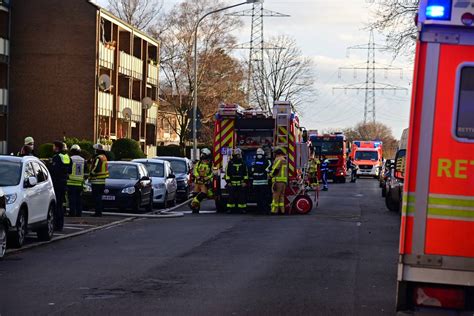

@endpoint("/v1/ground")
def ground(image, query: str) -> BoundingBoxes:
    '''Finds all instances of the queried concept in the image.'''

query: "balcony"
[98,91,113,117]
[99,42,115,70]
[0,38,9,58]
[119,51,143,80]
[146,104,158,124]
[147,62,159,86]
[118,97,142,122]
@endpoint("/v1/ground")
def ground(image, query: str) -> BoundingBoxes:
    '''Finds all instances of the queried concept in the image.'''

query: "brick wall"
[9,0,98,152]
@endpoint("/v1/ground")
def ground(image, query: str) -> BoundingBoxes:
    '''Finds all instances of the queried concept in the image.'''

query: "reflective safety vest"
[307,158,319,174]
[193,160,212,184]
[90,154,109,185]
[67,155,85,187]
[270,156,288,183]
[59,153,71,165]
[225,158,249,185]
[251,158,271,186]
[321,159,330,172]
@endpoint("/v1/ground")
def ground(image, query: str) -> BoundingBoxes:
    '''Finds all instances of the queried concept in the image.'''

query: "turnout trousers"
[271,182,286,214]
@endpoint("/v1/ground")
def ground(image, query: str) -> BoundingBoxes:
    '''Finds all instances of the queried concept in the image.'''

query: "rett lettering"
[437,158,474,179]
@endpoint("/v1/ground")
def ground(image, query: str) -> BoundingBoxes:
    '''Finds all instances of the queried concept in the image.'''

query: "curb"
[4,199,192,257]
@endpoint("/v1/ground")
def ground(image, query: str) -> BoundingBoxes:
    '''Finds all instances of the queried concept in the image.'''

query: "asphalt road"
[0,178,401,315]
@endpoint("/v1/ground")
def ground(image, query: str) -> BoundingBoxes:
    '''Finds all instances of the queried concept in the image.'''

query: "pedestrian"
[67,144,85,217]
[89,144,109,217]
[190,148,213,214]
[225,148,248,214]
[321,155,330,191]
[17,136,36,157]
[50,141,71,231]
[347,156,358,183]
[250,148,272,214]
[269,147,288,215]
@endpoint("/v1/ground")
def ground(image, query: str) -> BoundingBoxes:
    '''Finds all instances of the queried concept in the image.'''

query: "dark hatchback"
[155,157,193,201]
[83,162,153,213]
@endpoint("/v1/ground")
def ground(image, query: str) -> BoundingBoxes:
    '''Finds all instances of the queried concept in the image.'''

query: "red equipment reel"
[291,195,313,215]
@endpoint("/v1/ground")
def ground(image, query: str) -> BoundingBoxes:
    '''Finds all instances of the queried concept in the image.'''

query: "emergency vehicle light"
[425,0,452,20]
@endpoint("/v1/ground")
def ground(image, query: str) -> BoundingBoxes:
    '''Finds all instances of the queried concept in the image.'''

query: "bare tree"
[254,35,315,113]
[153,0,245,150]
[344,121,399,158]
[368,0,419,57]
[108,0,162,30]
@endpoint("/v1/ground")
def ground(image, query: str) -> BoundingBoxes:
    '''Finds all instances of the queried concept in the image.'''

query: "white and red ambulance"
[396,0,474,313]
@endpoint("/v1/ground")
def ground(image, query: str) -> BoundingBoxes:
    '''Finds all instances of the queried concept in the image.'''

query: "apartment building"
[7,0,160,155]
[0,0,9,154]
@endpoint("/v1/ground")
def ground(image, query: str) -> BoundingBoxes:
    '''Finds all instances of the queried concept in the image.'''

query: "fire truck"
[212,101,312,214]
[397,0,474,313]
[309,133,348,183]
[350,141,383,178]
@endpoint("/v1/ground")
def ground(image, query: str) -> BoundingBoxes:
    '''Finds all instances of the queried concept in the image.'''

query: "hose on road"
[82,199,191,219]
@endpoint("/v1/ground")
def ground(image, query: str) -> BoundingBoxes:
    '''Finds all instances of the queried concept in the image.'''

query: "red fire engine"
[309,133,348,183]
[397,0,474,312]
[212,102,313,214]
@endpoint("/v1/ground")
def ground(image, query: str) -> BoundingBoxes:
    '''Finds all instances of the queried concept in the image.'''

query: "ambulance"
[212,102,312,214]
[396,0,474,313]
[350,141,383,178]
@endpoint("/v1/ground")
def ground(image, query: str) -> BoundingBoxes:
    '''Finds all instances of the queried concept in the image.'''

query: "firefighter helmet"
[233,148,242,157]
[201,148,211,160]
[274,147,285,156]
[256,148,265,156]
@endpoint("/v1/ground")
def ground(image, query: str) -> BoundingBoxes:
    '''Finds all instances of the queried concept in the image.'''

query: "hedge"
[111,138,146,161]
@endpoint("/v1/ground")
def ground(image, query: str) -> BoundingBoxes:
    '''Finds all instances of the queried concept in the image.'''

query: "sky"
[97,0,413,138]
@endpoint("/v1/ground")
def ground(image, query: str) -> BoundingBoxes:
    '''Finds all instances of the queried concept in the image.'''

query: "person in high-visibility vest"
[251,148,272,214]
[67,144,85,217]
[50,141,71,231]
[307,148,320,189]
[269,147,288,215]
[321,155,330,191]
[90,144,109,217]
[225,148,248,214]
[190,148,213,214]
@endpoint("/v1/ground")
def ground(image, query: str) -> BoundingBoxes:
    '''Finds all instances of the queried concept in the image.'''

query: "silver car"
[133,159,177,208]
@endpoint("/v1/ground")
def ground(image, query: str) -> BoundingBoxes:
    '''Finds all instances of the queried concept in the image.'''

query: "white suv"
[0,156,56,248]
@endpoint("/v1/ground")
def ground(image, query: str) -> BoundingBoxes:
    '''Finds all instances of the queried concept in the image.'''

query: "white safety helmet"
[233,148,242,157]
[71,144,81,152]
[201,148,211,156]
[93,143,104,151]
[24,136,34,146]
[256,148,265,156]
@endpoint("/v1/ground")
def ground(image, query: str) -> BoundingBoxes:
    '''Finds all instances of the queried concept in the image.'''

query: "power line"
[333,29,407,123]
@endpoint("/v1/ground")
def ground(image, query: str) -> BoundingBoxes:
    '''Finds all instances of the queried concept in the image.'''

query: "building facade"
[0,0,9,154]
[6,0,160,155]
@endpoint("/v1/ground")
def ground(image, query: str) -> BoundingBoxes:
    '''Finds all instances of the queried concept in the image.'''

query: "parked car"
[385,149,406,212]
[155,157,193,201]
[0,156,56,248]
[0,188,7,258]
[83,161,153,213]
[133,159,177,208]
[379,159,394,196]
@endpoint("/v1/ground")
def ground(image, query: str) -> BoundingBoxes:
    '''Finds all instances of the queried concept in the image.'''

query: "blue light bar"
[426,0,452,20]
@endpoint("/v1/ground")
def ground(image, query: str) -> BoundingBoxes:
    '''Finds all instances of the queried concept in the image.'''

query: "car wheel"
[0,224,7,259]
[171,193,177,206]
[37,203,55,241]
[9,209,27,248]
[132,197,141,213]
[385,192,400,212]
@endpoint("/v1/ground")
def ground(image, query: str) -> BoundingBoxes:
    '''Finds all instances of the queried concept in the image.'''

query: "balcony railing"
[146,104,158,124]
[118,97,142,122]
[0,38,9,57]
[119,51,143,80]
[147,63,159,86]
[98,91,113,117]
[99,42,115,69]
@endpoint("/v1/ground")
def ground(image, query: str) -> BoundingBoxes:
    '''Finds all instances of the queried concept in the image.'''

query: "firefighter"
[307,148,320,190]
[50,141,71,230]
[89,144,109,217]
[270,147,288,215]
[250,148,272,214]
[67,144,85,217]
[321,155,330,191]
[225,148,248,214]
[347,156,358,183]
[190,148,213,214]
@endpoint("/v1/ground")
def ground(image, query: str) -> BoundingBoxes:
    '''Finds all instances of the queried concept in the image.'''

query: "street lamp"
[192,0,261,160]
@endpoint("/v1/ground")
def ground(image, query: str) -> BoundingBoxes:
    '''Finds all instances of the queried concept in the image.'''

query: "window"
[355,151,379,161]
[456,66,474,140]
[24,162,35,183]
[141,162,164,178]
[32,162,47,183]
[108,164,139,180]
[0,160,22,186]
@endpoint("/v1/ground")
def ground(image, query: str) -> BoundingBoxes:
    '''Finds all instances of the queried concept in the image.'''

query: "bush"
[105,150,115,162]
[111,138,146,161]
[38,143,54,159]
[157,145,183,157]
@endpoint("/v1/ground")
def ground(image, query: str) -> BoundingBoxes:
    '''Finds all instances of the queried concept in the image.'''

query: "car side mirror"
[25,176,38,188]
[168,173,176,179]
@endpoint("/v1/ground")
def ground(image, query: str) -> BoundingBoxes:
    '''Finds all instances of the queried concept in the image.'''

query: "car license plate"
[102,195,115,201]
